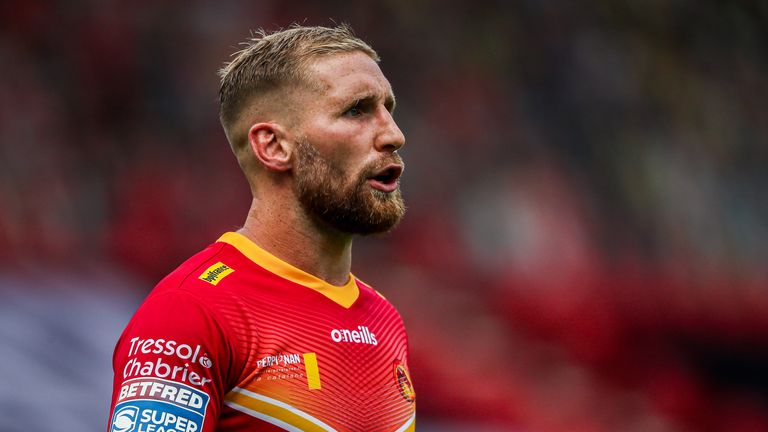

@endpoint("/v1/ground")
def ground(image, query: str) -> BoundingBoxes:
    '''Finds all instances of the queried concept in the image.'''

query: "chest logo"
[394,361,415,403]
[330,326,378,346]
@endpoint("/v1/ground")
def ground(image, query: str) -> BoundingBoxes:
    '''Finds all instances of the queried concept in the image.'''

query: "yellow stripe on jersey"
[396,413,416,432]
[303,352,322,390]
[224,387,336,432]
[217,232,360,308]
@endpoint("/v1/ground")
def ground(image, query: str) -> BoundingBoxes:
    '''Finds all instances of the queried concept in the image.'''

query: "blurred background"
[1,0,767,430]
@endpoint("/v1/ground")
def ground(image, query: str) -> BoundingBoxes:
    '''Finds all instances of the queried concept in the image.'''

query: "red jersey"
[108,232,415,432]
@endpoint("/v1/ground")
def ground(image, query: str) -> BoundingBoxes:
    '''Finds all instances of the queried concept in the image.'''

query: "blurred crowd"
[1,0,767,430]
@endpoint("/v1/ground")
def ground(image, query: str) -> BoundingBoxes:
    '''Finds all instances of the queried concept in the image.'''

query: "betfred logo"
[330,325,378,346]
[118,378,207,410]
[111,378,209,432]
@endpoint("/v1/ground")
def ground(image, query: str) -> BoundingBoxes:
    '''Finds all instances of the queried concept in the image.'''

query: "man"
[107,25,415,432]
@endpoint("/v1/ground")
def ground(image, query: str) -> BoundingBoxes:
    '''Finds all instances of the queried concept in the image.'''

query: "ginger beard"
[293,139,405,235]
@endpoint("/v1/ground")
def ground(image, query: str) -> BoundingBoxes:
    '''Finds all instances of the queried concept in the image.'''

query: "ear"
[248,122,292,172]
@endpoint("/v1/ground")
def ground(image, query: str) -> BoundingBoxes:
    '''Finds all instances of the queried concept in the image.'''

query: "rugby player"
[108,24,415,432]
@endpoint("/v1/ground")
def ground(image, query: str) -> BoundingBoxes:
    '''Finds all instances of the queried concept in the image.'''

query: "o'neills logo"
[330,326,378,346]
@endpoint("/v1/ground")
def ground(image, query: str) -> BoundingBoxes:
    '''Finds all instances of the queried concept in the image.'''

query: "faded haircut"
[218,24,379,153]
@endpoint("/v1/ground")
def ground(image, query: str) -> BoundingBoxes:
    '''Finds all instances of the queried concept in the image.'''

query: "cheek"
[334,161,365,185]
[304,125,372,174]
[317,122,370,155]
[326,148,370,179]
[327,138,367,164]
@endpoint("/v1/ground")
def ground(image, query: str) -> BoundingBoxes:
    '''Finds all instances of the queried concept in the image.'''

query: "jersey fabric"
[108,232,415,432]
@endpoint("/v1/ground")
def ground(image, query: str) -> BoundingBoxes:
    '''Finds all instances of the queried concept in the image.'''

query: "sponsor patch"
[110,377,209,432]
[112,405,139,432]
[123,338,213,386]
[198,262,233,286]
[394,361,415,403]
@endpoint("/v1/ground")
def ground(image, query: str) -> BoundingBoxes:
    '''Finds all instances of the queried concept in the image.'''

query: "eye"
[344,102,363,117]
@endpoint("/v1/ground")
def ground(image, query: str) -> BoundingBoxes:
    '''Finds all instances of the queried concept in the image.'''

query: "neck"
[238,197,354,286]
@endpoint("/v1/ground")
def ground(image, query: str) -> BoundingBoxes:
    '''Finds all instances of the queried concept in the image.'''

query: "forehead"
[305,51,393,103]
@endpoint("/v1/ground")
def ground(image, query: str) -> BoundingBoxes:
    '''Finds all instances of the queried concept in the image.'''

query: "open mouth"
[367,164,403,192]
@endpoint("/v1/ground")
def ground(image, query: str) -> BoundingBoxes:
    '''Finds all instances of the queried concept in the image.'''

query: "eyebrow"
[346,91,397,113]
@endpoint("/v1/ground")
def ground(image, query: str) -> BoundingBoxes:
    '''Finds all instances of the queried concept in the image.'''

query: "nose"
[375,108,405,152]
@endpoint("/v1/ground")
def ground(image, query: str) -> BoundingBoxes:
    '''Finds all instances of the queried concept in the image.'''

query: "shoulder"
[354,276,405,319]
[111,241,253,404]
[119,238,255,368]
[151,241,234,299]
[143,237,260,313]
[111,262,238,432]
[354,276,390,302]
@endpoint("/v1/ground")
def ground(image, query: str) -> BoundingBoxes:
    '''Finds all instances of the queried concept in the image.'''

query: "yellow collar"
[217,232,360,308]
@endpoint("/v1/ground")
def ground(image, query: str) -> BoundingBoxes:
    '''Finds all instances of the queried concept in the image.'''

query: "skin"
[237,51,405,286]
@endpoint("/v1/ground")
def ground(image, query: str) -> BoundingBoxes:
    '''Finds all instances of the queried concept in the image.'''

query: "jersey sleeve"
[107,291,233,432]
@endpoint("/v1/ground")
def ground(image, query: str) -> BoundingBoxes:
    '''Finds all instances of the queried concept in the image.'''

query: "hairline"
[223,48,379,148]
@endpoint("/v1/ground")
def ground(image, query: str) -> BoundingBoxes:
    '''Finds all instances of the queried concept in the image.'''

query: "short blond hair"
[218,24,379,151]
